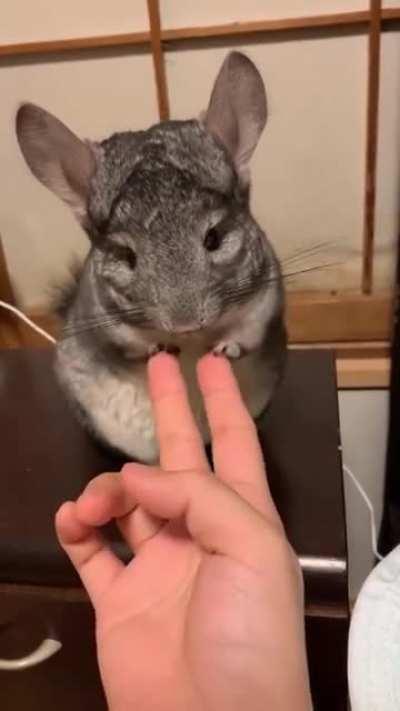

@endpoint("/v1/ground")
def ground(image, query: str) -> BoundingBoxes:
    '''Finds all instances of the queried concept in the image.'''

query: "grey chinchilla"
[16,51,286,463]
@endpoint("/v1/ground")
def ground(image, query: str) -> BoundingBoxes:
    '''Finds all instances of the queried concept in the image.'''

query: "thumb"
[121,464,284,570]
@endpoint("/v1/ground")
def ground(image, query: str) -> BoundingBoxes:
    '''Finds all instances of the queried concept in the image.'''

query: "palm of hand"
[96,520,277,711]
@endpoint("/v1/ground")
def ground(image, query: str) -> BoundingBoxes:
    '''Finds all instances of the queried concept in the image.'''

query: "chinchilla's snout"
[157,307,206,335]
[153,288,220,334]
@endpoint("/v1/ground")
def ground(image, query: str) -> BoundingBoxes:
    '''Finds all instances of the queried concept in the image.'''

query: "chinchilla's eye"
[112,244,137,269]
[204,226,223,251]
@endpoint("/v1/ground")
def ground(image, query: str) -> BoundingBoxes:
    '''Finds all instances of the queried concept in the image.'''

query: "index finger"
[148,353,209,472]
[197,354,279,520]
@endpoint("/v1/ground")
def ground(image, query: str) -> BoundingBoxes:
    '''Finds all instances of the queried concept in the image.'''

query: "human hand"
[56,353,312,711]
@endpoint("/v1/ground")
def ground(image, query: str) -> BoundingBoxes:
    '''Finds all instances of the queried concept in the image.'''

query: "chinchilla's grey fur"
[16,51,286,462]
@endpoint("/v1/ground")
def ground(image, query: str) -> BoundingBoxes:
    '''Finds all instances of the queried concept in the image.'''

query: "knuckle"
[162,430,199,450]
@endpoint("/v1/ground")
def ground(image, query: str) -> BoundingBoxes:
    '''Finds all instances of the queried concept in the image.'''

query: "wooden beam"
[0,236,22,348]
[286,291,392,342]
[162,11,370,42]
[0,318,22,348]
[4,8,400,59]
[290,341,390,359]
[336,356,390,388]
[147,0,170,120]
[0,31,151,58]
[291,342,391,387]
[0,237,16,305]
[362,0,382,294]
[164,6,400,40]
[3,8,400,61]
[16,312,60,349]
[382,7,400,21]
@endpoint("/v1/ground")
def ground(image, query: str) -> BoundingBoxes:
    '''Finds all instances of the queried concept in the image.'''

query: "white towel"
[348,544,400,710]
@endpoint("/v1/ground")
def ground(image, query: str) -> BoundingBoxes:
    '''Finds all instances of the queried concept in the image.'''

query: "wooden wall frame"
[0,1,398,375]
[1,7,400,58]
[362,0,382,294]
[0,235,21,348]
[146,0,169,120]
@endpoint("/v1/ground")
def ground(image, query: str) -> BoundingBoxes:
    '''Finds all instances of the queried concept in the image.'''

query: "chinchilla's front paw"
[213,341,243,359]
[148,343,181,357]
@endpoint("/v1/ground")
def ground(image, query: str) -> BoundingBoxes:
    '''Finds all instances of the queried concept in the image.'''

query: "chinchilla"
[16,51,286,463]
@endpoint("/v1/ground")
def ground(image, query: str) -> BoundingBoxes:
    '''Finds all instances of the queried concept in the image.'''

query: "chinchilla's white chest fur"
[56,342,275,463]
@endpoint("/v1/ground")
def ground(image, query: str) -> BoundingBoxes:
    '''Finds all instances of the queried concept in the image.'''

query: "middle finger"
[197,354,277,519]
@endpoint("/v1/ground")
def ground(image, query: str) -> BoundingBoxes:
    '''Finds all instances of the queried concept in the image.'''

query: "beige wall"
[0,1,398,308]
[1,1,149,43]
[160,0,367,27]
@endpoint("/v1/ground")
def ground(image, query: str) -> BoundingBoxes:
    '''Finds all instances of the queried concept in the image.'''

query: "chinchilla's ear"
[203,52,267,185]
[16,103,96,226]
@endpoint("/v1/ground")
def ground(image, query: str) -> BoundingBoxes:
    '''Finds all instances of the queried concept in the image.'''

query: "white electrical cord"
[343,463,383,561]
[0,299,56,344]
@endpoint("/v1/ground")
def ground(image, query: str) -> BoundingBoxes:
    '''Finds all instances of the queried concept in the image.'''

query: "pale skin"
[55,353,312,711]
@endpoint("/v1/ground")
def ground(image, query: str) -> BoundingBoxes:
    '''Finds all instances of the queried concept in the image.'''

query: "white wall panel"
[161,1,368,29]
[0,1,149,44]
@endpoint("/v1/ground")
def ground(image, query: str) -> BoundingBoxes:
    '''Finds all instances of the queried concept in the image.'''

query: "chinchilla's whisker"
[61,308,147,334]
[64,305,145,328]
[235,261,342,294]
[215,260,341,307]
[62,317,120,335]
[280,261,342,281]
[60,317,126,340]
[61,311,150,340]
[281,241,339,267]
[245,261,341,288]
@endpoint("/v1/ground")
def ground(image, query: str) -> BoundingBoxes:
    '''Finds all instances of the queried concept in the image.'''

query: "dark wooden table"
[0,348,349,710]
